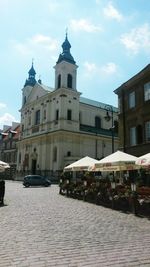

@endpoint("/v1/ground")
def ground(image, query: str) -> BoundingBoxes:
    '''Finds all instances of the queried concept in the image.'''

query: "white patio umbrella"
[136,153,150,167]
[0,160,10,172]
[94,150,138,172]
[64,156,99,172]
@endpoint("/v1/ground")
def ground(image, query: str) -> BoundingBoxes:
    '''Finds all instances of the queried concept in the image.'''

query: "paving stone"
[0,181,150,267]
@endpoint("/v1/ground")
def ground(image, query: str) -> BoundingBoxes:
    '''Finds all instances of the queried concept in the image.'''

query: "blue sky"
[0,0,150,129]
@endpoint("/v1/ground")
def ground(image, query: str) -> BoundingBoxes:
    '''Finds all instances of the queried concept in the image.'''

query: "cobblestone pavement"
[0,181,150,267]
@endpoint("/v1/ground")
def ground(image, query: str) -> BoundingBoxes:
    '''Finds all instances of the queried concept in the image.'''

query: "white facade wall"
[17,37,119,174]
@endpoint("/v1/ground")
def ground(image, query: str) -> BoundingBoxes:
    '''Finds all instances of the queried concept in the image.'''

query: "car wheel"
[24,183,30,187]
[44,183,49,187]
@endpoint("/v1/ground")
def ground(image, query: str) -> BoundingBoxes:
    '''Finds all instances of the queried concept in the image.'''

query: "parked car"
[23,175,51,187]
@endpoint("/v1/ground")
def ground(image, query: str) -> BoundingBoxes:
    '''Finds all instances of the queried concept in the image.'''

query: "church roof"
[38,83,53,92]
[57,34,76,65]
[80,96,118,112]
[24,62,36,87]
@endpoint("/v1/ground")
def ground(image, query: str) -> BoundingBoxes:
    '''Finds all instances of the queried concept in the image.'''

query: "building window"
[53,147,57,162]
[129,91,135,108]
[145,121,150,142]
[43,110,46,120]
[67,74,72,88]
[35,110,40,125]
[95,116,101,129]
[137,125,143,144]
[28,116,31,125]
[144,82,150,101]
[56,109,59,121]
[67,109,72,120]
[130,127,136,146]
[67,151,71,157]
[58,74,61,88]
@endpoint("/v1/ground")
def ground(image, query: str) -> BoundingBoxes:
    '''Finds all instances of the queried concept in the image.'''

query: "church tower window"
[58,74,61,88]
[67,74,72,88]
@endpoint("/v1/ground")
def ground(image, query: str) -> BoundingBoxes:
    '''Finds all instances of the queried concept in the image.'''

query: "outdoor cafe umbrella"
[136,153,150,168]
[64,156,99,172]
[0,160,10,172]
[93,150,138,172]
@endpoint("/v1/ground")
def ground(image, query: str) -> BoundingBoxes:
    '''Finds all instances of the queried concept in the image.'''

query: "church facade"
[17,35,119,176]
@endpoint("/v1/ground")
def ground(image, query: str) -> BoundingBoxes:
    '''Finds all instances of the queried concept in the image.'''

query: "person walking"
[0,179,5,205]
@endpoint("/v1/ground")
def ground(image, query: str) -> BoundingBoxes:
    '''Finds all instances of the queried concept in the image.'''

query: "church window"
[35,110,40,125]
[95,116,101,129]
[67,151,71,157]
[67,109,72,120]
[43,109,46,120]
[67,74,72,88]
[28,116,31,125]
[58,74,61,88]
[56,109,59,120]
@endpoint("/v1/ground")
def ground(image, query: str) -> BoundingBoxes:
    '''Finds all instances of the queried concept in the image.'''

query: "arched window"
[35,110,40,125]
[67,74,72,88]
[95,116,101,129]
[58,74,61,88]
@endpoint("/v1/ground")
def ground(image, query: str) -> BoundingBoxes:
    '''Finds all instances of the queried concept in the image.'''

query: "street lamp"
[104,105,114,153]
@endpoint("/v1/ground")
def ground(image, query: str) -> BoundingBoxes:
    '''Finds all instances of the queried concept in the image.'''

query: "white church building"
[17,34,119,176]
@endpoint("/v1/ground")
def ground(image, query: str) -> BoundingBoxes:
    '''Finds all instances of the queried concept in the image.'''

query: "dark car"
[23,175,51,187]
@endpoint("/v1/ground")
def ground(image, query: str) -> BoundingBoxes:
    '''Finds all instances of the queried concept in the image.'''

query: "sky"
[0,0,150,129]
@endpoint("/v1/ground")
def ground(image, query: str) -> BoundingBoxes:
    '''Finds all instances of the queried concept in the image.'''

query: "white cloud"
[83,61,117,76]
[70,19,102,33]
[0,113,16,128]
[101,62,117,74]
[13,34,58,56]
[31,34,58,51]
[84,62,97,73]
[103,2,123,22]
[120,24,150,54]
[0,103,7,109]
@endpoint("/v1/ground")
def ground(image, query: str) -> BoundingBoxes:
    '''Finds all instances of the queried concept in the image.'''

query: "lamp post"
[104,105,114,153]
[131,182,138,215]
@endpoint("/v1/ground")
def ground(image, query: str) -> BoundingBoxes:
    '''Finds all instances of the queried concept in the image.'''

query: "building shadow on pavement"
[0,203,8,208]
